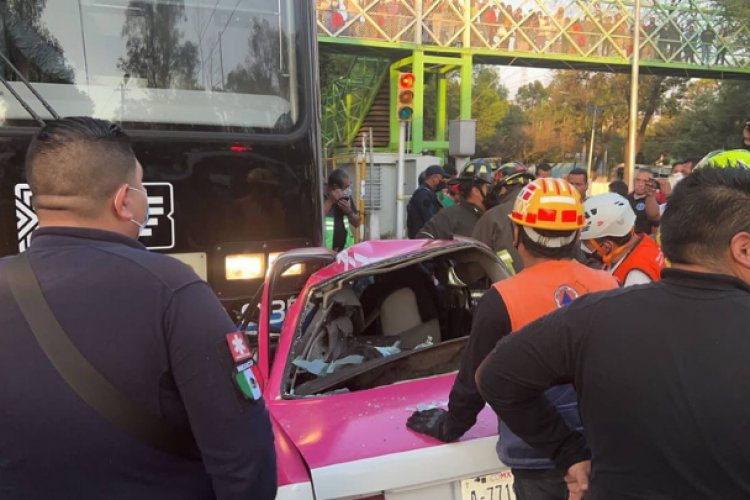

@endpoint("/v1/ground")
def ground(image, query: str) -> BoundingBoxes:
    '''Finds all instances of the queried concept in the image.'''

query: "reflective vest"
[324,215,354,251]
[611,234,665,284]
[492,260,618,469]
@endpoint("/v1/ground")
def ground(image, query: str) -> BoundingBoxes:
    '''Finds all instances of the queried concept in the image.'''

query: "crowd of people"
[403,121,750,499]
[2,114,750,500]
[318,0,745,65]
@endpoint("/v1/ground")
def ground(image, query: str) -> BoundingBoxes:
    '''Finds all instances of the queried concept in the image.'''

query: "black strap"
[6,253,198,459]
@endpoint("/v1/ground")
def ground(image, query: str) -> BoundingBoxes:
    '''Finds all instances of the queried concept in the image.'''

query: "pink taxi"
[252,239,514,499]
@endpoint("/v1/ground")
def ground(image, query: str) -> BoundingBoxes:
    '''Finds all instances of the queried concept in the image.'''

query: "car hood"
[268,373,502,498]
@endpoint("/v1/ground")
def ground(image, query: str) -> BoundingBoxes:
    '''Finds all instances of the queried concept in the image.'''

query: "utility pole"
[626,0,642,187]
[587,104,598,181]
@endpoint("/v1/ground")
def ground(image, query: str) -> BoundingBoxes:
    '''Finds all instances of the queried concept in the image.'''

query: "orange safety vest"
[494,259,618,331]
[612,235,665,285]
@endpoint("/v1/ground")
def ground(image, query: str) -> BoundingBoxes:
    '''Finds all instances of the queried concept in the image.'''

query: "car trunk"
[268,374,502,499]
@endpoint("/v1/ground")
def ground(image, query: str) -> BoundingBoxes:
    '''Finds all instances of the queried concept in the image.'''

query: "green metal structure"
[317,0,750,153]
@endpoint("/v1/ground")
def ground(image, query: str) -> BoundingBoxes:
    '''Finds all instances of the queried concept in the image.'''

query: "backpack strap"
[6,253,199,459]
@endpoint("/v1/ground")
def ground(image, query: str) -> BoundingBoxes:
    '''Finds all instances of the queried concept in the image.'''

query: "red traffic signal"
[397,72,415,122]
[399,72,415,89]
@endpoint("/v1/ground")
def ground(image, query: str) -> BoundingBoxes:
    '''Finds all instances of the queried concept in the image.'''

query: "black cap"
[424,165,449,178]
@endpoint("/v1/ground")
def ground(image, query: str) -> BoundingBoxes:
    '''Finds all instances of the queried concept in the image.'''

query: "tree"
[515,81,548,113]
[118,0,200,90]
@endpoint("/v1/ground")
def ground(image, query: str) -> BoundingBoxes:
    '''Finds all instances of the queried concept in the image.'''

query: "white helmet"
[581,193,636,240]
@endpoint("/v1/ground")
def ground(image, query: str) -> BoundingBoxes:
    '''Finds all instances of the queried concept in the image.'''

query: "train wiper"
[0,50,60,126]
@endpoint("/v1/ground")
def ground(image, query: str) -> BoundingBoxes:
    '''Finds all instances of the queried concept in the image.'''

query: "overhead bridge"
[316,0,750,152]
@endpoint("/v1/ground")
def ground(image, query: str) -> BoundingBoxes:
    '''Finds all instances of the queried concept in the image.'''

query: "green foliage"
[642,79,750,161]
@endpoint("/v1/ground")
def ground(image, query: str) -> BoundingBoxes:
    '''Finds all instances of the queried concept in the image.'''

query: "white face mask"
[668,172,685,190]
[127,185,150,230]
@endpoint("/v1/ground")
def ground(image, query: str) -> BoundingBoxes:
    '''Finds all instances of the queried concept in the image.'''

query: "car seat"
[379,287,441,349]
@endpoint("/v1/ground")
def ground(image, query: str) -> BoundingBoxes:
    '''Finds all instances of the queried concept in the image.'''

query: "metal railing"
[316,0,750,71]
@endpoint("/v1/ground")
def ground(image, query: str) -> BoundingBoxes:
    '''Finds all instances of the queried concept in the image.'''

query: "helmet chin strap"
[590,230,636,265]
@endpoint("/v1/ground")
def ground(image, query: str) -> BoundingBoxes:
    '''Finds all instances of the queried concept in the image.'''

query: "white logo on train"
[14,182,176,251]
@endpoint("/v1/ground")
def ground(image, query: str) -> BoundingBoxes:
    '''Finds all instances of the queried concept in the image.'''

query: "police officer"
[416,161,492,239]
[472,162,535,274]
[0,117,276,499]
[406,165,450,238]
[323,168,361,251]
[408,178,617,500]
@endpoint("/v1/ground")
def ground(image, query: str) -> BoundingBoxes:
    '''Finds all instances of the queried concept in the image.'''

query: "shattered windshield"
[286,252,508,397]
[0,0,300,132]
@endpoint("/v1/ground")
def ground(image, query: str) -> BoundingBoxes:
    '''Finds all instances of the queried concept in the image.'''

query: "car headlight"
[225,253,265,280]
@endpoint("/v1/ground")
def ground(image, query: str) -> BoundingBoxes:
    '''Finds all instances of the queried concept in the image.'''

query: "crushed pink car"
[251,239,515,499]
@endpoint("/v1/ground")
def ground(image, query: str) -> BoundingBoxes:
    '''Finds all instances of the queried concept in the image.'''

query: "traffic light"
[397,72,415,122]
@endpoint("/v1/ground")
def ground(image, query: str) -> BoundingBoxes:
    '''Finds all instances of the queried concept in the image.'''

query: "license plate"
[460,470,516,500]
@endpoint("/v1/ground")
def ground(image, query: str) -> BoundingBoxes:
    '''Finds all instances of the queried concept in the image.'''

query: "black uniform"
[416,202,483,239]
[407,185,443,238]
[471,184,525,273]
[0,228,276,500]
[626,193,656,234]
[478,269,750,499]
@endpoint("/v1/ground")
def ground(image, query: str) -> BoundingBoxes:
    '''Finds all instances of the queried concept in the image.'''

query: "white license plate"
[460,470,516,500]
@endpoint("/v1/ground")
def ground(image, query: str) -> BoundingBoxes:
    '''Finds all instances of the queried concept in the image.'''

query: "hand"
[565,460,591,500]
[644,180,658,197]
[329,188,343,203]
[406,408,454,442]
[337,198,352,214]
[656,178,671,197]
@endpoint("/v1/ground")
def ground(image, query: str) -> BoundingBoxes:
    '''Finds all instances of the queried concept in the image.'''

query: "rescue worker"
[407,178,617,500]
[581,193,665,285]
[416,162,492,239]
[406,165,450,238]
[472,162,535,274]
[476,151,750,500]
[0,117,276,499]
[323,168,361,252]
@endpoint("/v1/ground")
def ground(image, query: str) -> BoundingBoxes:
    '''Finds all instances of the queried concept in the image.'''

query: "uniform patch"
[234,360,264,401]
[554,285,579,308]
[226,332,252,363]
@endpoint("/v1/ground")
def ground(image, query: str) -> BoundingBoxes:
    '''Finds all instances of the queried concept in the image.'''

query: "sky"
[499,67,554,100]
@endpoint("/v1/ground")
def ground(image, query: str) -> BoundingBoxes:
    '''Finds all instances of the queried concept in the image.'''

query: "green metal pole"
[460,53,472,120]
[436,74,447,142]
[412,50,425,154]
[389,66,400,150]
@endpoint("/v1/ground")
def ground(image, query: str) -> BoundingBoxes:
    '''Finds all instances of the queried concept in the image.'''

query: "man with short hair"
[0,117,276,499]
[567,168,588,200]
[407,165,449,238]
[323,168,361,251]
[581,193,665,286]
[477,154,750,499]
[742,119,750,151]
[608,180,628,197]
[408,178,617,500]
[627,168,661,234]
[536,162,552,178]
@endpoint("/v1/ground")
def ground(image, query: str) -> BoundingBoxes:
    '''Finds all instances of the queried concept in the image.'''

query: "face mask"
[668,172,684,190]
[340,187,353,199]
[127,185,150,230]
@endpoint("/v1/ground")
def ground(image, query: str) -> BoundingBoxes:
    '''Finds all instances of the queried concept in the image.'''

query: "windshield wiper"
[0,51,60,126]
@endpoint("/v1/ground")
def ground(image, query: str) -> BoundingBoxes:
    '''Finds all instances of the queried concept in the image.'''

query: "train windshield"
[0,0,300,133]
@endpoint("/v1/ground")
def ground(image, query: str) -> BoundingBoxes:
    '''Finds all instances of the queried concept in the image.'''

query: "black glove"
[406,408,458,442]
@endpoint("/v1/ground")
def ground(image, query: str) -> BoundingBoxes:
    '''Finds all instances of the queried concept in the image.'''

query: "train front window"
[0,0,300,132]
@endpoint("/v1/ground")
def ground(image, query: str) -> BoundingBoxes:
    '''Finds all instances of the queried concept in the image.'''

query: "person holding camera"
[626,169,661,235]
[324,168,361,252]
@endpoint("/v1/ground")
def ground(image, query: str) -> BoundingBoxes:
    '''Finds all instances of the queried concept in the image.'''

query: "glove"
[406,408,456,442]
